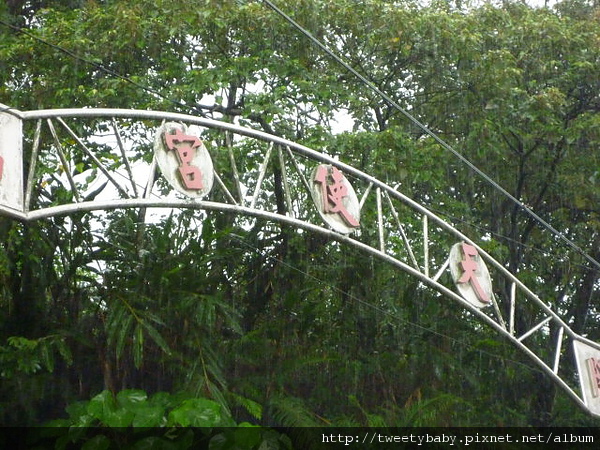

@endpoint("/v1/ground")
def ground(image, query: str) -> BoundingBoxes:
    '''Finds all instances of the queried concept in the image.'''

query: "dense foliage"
[0,0,599,430]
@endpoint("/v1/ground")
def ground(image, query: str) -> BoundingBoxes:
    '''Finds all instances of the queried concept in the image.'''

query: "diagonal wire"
[260,0,600,272]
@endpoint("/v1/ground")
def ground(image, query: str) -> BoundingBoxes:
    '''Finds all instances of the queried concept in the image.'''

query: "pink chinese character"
[164,129,203,190]
[314,166,359,227]
[587,357,600,397]
[458,243,490,303]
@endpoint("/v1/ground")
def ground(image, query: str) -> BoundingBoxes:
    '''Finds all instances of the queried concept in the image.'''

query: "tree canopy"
[0,0,599,434]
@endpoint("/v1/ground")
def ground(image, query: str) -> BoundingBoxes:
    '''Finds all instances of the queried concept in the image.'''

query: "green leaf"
[167,398,223,427]
[103,407,135,427]
[66,401,88,421]
[40,342,54,372]
[55,337,73,366]
[87,390,116,421]
[117,389,148,408]
[133,323,144,369]
[232,393,263,421]
[132,404,166,427]
[116,314,134,360]
[149,391,176,409]
[140,321,172,355]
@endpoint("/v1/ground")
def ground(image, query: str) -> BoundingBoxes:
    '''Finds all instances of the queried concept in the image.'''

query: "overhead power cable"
[261,0,600,272]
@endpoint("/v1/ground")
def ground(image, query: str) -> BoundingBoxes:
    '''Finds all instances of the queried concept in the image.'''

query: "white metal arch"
[1,104,599,417]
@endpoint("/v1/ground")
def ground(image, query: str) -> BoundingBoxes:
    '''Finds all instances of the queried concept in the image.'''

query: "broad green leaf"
[132,405,166,427]
[87,391,117,421]
[103,407,135,427]
[117,389,148,408]
[167,398,223,427]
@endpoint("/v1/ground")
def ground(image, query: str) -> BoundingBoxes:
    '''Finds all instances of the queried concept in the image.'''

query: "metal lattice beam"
[1,104,599,417]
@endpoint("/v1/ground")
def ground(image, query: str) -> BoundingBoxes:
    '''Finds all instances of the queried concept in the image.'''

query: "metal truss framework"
[1,105,599,416]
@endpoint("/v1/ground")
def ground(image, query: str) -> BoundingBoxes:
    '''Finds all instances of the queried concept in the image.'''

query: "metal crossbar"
[1,105,599,417]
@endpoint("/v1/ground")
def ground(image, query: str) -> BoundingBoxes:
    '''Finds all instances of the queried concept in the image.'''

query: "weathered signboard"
[310,164,360,234]
[154,122,214,198]
[449,242,493,308]
[574,339,600,416]
[0,112,23,213]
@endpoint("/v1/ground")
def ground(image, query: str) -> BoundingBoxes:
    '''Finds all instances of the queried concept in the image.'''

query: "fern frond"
[268,396,320,427]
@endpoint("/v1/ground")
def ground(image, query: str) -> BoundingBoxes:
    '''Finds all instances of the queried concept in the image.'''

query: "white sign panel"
[0,112,23,212]
[449,242,493,308]
[154,122,214,198]
[573,339,600,416]
[310,164,360,234]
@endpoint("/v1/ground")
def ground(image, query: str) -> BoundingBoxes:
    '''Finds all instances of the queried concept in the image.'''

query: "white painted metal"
[47,119,81,202]
[554,326,565,374]
[213,171,238,205]
[1,103,598,418]
[226,132,243,204]
[376,187,384,252]
[250,142,273,209]
[142,157,157,200]
[518,316,553,342]
[0,111,24,213]
[423,215,429,277]
[284,145,311,194]
[24,120,41,212]
[309,164,360,235]
[491,294,508,332]
[384,190,419,269]
[153,122,214,198]
[59,117,129,198]
[509,281,516,336]
[432,257,450,283]
[449,242,494,309]
[277,146,294,218]
[573,340,600,416]
[358,182,373,210]
[112,119,138,197]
